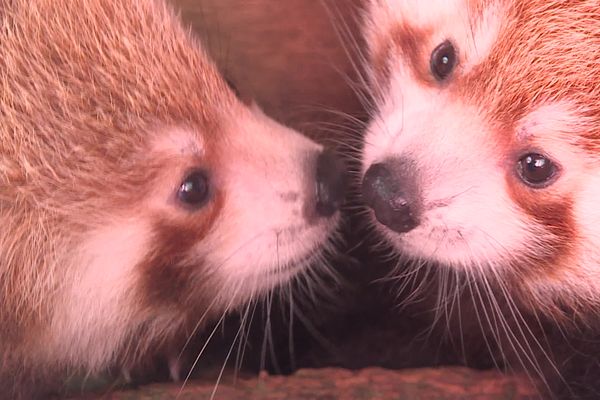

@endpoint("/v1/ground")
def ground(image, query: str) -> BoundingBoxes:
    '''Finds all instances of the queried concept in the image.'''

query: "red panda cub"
[0,0,344,397]
[359,0,600,397]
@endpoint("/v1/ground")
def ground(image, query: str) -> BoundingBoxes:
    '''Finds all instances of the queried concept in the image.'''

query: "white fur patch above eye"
[516,102,594,178]
[462,3,504,71]
[151,127,205,157]
[518,102,587,142]
[376,0,464,26]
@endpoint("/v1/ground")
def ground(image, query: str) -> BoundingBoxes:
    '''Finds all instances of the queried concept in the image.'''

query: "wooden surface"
[67,367,538,400]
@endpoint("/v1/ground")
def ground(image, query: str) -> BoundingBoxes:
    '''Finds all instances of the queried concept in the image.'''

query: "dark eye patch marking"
[137,190,224,309]
[138,220,205,307]
[505,177,578,281]
[370,22,434,91]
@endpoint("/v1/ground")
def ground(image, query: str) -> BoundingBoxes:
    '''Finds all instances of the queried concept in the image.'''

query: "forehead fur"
[365,0,502,89]
[0,0,235,211]
[463,1,600,133]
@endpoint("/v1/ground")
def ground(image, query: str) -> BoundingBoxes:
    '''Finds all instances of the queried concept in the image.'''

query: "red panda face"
[361,0,600,313]
[52,102,343,370]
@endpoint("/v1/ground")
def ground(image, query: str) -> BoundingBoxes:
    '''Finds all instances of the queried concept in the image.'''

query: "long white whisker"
[177,280,243,399]
[208,303,251,400]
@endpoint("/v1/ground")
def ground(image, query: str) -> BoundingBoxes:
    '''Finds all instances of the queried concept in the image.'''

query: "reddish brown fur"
[505,184,578,280]
[458,1,600,132]
[0,0,245,395]
[139,214,219,309]
[455,0,599,281]
[0,0,225,310]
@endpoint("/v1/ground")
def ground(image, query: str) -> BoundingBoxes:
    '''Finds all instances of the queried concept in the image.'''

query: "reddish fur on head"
[0,0,225,363]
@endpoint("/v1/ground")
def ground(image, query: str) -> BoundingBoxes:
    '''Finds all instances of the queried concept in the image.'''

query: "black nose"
[315,149,346,217]
[361,160,421,233]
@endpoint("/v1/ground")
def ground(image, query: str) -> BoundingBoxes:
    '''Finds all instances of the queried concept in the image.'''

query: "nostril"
[315,149,346,217]
[361,161,420,233]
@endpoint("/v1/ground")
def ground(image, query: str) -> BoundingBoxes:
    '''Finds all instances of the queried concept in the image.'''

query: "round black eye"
[430,40,457,81]
[517,153,558,187]
[177,170,210,208]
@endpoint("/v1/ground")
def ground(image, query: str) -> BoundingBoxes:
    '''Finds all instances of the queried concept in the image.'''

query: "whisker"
[233,300,257,383]
[177,281,243,399]
[318,0,374,111]
[288,281,296,371]
[208,302,251,400]
[464,267,503,371]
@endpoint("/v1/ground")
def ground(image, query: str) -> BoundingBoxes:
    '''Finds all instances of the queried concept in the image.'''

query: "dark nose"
[361,160,421,233]
[315,149,346,217]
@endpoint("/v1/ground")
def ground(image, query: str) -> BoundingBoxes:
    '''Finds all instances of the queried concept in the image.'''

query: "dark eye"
[430,40,457,81]
[517,153,558,188]
[177,170,210,209]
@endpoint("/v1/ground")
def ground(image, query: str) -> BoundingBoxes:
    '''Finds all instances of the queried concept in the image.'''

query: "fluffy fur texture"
[0,0,340,397]
[361,0,600,397]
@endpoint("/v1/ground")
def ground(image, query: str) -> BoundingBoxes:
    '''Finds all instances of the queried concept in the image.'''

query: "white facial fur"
[364,74,532,271]
[205,105,338,302]
[363,0,525,271]
[46,220,150,369]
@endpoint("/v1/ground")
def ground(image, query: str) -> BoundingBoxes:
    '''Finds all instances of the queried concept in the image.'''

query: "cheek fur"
[504,175,578,279]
